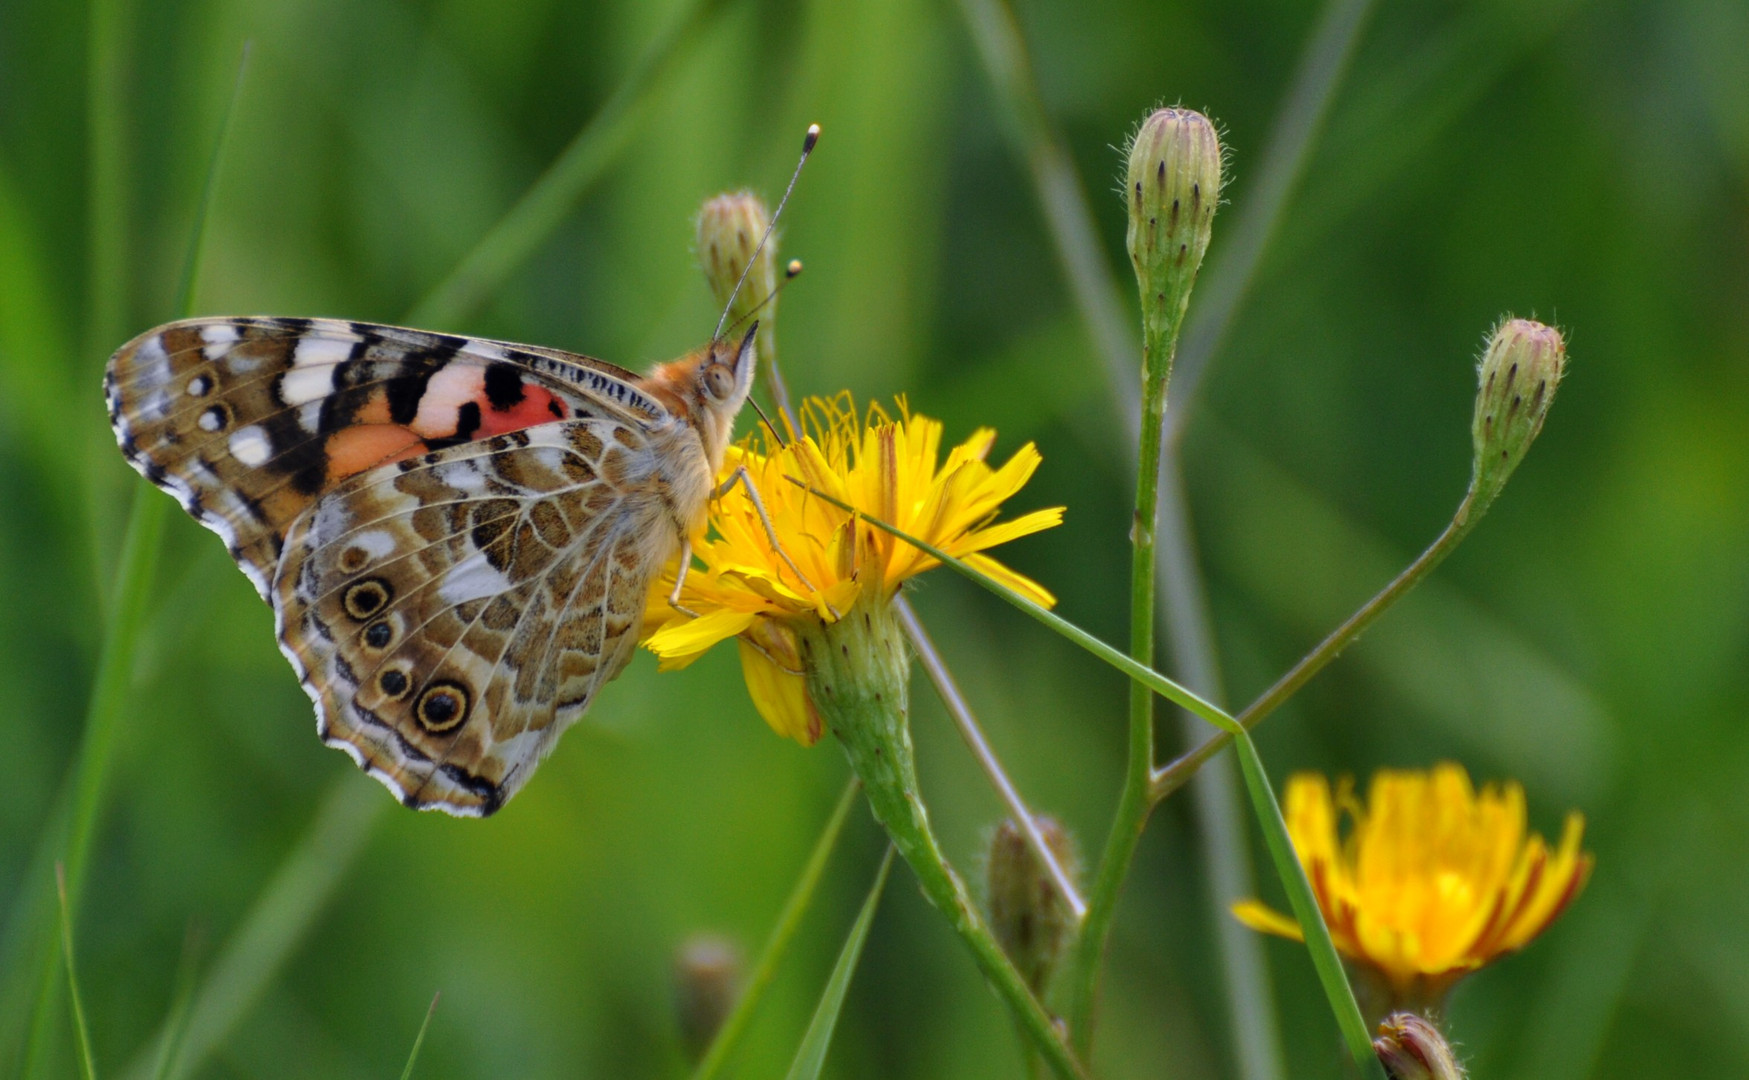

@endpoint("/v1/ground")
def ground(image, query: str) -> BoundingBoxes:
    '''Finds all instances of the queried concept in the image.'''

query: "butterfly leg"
[666,535,703,618]
[715,466,840,619]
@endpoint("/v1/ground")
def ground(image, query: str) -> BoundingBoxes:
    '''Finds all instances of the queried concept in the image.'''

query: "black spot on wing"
[424,401,482,451]
[483,362,526,410]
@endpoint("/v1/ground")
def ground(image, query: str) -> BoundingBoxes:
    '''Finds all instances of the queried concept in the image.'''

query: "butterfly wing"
[107,316,692,815]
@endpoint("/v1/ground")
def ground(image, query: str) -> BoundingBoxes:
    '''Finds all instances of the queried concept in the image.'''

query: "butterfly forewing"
[108,316,723,816]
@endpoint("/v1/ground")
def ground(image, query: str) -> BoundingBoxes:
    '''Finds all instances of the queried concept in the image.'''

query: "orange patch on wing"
[479,384,568,436]
[325,424,426,481]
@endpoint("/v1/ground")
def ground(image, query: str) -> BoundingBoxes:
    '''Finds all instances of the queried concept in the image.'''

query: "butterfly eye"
[701,363,736,401]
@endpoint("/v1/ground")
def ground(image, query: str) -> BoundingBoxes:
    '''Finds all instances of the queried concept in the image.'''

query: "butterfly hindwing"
[273,421,677,815]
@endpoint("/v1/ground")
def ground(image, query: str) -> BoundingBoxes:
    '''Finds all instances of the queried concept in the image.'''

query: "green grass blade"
[1232,735,1385,1080]
[55,866,98,1080]
[145,923,202,1080]
[781,847,894,1080]
[173,41,251,319]
[691,778,861,1080]
[397,994,440,1080]
[121,777,385,1080]
[404,0,723,327]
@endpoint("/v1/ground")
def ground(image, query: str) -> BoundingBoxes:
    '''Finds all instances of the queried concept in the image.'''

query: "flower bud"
[1124,107,1223,367]
[672,933,742,1061]
[986,816,1079,993]
[1469,318,1565,514]
[697,191,777,334]
[1374,1012,1467,1080]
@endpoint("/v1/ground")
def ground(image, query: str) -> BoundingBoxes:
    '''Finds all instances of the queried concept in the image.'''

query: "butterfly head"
[648,323,757,469]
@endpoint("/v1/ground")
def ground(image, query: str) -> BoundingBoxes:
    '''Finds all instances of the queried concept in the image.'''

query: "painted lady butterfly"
[106,316,757,816]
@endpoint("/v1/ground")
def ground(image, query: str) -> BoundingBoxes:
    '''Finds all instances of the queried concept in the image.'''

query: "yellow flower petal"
[645,609,758,670]
[1230,899,1306,942]
[737,636,821,746]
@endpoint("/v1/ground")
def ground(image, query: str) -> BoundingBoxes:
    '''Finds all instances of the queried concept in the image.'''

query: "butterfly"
[106,316,757,816]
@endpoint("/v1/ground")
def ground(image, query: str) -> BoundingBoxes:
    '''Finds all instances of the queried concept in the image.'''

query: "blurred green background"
[2,0,1747,1076]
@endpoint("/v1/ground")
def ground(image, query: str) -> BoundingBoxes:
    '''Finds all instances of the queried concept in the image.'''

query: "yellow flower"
[1232,762,1592,1004]
[642,394,1063,746]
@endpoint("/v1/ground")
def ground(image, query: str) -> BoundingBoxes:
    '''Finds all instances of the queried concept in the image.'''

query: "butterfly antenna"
[722,258,804,341]
[712,124,820,344]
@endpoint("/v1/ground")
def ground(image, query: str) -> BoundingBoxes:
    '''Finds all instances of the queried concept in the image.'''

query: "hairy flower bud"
[672,933,742,1061]
[1124,107,1222,372]
[986,816,1080,992]
[697,191,776,322]
[1374,1012,1467,1080]
[1469,318,1565,515]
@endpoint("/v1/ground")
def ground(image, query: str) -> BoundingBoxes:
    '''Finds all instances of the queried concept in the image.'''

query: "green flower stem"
[1066,243,1183,1058]
[796,601,1088,1080]
[1232,735,1387,1080]
[893,597,1085,920]
[690,778,861,1080]
[1150,506,1473,803]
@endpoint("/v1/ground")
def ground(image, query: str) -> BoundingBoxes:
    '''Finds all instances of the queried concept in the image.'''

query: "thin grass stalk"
[783,479,1229,730]
[780,848,895,1080]
[144,923,202,1080]
[55,867,97,1080]
[690,779,860,1080]
[894,597,1085,920]
[1155,460,1285,1080]
[404,0,724,328]
[1162,0,1379,447]
[397,994,440,1080]
[949,0,1135,431]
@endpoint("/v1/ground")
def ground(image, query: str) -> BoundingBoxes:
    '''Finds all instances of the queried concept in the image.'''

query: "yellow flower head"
[642,394,1063,746]
[1232,762,1592,1003]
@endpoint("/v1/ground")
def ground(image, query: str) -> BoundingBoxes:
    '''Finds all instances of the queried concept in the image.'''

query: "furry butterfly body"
[107,316,755,815]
